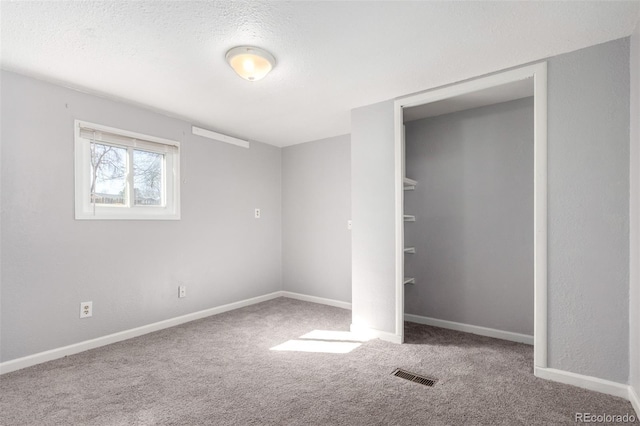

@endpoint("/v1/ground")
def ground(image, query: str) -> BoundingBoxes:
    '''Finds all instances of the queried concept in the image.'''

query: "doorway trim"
[393,62,548,369]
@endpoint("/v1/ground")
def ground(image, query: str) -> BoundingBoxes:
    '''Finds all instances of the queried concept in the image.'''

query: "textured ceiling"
[2,1,639,147]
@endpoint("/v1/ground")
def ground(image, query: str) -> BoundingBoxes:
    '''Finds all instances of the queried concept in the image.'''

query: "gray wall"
[282,135,351,302]
[0,71,3,361]
[351,100,397,334]
[630,20,639,395]
[404,97,534,335]
[1,71,282,362]
[547,38,629,383]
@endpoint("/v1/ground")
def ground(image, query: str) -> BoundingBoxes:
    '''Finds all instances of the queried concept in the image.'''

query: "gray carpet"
[0,298,636,425]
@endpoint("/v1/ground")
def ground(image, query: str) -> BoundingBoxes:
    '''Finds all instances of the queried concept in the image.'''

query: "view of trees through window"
[90,143,126,204]
[133,149,163,205]
[90,142,163,206]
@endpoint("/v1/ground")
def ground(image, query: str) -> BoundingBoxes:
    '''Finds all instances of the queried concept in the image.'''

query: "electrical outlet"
[80,301,92,318]
[178,285,186,298]
[255,208,261,219]
[347,220,352,230]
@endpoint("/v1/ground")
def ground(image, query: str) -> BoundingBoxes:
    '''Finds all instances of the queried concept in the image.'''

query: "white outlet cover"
[80,301,92,318]
[178,285,186,298]
[255,208,261,219]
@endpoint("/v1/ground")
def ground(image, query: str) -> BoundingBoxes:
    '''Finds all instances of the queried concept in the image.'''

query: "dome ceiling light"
[225,46,276,82]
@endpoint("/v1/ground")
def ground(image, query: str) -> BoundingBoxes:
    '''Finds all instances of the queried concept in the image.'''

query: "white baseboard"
[350,323,402,344]
[0,291,282,375]
[535,367,630,400]
[630,386,640,417]
[281,291,352,310]
[404,313,534,345]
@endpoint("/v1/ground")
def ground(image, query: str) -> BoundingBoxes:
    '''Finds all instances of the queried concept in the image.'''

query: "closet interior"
[401,78,536,343]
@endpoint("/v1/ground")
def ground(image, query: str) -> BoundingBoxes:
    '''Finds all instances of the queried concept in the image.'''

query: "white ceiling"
[2,1,639,147]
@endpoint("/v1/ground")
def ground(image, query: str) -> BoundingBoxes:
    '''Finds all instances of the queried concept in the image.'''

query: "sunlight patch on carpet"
[270,329,368,353]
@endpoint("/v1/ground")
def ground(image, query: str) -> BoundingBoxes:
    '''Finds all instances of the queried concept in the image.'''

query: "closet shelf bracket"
[403,177,417,191]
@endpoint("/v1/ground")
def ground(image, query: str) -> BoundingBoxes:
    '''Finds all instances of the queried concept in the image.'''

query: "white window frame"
[74,120,180,220]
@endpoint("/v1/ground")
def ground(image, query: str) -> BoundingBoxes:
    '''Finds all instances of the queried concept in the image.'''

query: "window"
[74,120,180,220]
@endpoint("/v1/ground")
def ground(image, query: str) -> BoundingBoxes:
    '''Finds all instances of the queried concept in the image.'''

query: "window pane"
[90,143,126,205]
[133,149,164,206]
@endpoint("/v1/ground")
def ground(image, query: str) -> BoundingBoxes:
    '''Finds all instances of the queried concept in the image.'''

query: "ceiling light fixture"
[225,46,276,82]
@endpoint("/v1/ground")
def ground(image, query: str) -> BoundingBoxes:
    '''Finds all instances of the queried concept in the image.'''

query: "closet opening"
[393,63,547,370]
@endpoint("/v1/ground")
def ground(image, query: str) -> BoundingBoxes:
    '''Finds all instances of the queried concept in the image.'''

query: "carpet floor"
[0,298,636,425]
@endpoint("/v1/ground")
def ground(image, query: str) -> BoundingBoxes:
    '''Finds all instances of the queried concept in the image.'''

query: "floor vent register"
[392,368,438,387]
